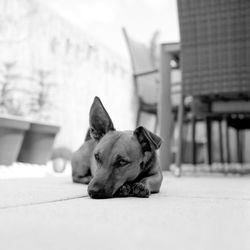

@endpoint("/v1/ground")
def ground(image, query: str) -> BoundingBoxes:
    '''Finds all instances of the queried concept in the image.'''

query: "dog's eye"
[117,159,129,167]
[94,153,101,163]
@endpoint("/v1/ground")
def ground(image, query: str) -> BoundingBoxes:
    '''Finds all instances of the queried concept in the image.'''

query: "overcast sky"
[38,0,179,58]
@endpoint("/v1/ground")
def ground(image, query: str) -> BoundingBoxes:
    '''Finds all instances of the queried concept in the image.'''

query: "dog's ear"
[89,96,115,140]
[134,126,162,153]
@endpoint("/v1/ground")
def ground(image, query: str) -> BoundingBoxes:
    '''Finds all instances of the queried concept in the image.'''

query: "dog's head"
[87,97,162,199]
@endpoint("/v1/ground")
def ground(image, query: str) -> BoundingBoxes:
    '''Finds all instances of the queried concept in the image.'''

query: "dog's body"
[71,97,163,198]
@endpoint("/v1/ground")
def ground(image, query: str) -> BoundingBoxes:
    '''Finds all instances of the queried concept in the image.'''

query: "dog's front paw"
[132,182,150,198]
[115,184,131,197]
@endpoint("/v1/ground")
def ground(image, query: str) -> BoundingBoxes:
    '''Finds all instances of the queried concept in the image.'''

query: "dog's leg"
[72,157,92,184]
[71,133,96,185]
[72,175,92,184]
[114,183,131,197]
[132,171,163,198]
[72,162,92,184]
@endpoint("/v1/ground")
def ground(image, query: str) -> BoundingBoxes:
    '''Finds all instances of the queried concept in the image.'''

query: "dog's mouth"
[87,175,127,199]
[88,184,115,199]
[88,191,113,199]
[88,185,126,199]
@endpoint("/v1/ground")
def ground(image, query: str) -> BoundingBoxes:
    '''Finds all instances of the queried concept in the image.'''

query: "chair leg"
[219,119,224,164]
[175,95,184,177]
[225,118,231,164]
[154,114,158,133]
[236,129,240,163]
[136,109,141,127]
[241,130,245,165]
[191,116,196,166]
[205,117,212,169]
[236,129,243,164]
[169,115,176,164]
[170,115,176,141]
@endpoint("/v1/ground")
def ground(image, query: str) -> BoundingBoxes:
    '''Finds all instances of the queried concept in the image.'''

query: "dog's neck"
[141,151,156,172]
[85,129,92,141]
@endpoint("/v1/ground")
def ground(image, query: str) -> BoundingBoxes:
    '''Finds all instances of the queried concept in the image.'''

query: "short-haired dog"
[71,97,163,198]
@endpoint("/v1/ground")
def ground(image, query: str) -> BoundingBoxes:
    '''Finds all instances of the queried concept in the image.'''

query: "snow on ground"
[0,161,72,179]
[1,161,250,180]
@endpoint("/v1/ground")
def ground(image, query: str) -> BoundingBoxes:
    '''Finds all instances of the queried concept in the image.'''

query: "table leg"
[159,45,172,171]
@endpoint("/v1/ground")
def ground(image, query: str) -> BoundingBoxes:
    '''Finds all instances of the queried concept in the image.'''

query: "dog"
[71,96,163,198]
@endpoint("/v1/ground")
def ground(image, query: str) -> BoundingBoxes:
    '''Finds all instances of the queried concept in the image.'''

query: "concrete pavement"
[0,174,250,250]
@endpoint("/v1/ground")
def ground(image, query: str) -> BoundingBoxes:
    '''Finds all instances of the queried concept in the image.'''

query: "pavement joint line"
[163,195,250,202]
[0,195,89,210]
[1,193,250,211]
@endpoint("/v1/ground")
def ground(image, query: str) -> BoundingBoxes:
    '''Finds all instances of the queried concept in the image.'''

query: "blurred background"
[0,0,250,176]
[0,0,179,174]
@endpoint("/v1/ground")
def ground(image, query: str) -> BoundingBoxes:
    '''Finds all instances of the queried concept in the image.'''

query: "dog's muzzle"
[88,182,113,199]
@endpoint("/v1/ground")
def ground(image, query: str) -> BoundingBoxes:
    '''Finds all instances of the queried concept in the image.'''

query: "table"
[159,43,180,171]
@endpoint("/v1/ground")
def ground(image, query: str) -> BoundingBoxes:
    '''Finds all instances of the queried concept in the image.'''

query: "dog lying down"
[71,97,163,199]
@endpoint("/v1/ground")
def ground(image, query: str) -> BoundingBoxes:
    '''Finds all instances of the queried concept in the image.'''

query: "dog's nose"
[88,184,112,199]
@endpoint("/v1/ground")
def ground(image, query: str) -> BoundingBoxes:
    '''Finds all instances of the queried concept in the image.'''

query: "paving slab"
[0,174,250,250]
[0,176,86,209]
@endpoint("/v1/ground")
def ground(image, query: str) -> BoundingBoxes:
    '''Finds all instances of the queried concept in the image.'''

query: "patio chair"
[122,28,185,133]
[122,27,159,131]
[226,116,250,165]
[123,29,207,168]
[176,0,250,174]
